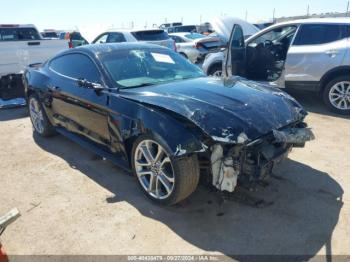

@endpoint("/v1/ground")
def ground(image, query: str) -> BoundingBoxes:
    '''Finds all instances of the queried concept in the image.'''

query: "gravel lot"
[0,91,349,260]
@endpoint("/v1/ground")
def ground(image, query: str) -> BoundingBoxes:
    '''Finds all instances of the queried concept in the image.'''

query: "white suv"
[205,18,350,115]
[92,29,176,51]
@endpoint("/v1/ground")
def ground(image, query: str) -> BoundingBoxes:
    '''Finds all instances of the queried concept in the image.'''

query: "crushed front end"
[209,125,315,192]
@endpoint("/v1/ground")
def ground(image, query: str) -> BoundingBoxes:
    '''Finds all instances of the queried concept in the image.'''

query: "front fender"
[108,94,208,158]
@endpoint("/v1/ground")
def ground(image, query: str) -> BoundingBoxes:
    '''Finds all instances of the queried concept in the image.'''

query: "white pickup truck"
[0,24,69,106]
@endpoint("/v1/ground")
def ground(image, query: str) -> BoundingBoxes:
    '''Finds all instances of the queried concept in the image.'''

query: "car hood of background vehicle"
[119,77,307,143]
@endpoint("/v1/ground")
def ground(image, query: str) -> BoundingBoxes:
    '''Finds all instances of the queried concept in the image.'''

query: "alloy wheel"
[29,97,45,134]
[329,81,350,110]
[134,140,175,200]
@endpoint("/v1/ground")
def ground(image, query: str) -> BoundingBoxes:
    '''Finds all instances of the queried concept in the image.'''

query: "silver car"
[169,32,222,64]
[92,29,176,51]
[207,18,350,114]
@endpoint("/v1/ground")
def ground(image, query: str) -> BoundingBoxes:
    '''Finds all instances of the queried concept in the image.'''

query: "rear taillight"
[68,41,73,49]
[194,42,203,49]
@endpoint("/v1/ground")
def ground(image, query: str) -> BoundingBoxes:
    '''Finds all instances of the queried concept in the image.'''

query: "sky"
[1,0,350,31]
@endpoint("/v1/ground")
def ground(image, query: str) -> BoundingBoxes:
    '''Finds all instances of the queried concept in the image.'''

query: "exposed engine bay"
[209,126,315,193]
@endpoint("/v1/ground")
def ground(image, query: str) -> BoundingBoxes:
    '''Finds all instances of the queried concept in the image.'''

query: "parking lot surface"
[0,91,349,260]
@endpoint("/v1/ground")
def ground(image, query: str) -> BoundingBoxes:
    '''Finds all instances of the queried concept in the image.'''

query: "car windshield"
[185,33,206,40]
[101,48,205,88]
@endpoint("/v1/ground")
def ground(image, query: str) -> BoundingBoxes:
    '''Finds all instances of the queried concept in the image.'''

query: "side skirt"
[55,127,132,174]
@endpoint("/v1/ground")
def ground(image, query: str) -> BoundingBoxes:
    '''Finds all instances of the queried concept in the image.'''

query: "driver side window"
[50,54,101,83]
[248,26,297,47]
[95,34,108,44]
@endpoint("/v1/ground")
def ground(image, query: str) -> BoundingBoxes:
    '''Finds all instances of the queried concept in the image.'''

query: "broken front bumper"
[211,127,315,193]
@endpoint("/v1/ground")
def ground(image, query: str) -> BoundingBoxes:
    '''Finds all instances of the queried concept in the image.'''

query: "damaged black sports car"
[24,41,314,205]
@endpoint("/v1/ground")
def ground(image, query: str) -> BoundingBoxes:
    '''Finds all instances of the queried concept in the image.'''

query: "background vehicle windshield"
[185,33,206,40]
[101,48,205,88]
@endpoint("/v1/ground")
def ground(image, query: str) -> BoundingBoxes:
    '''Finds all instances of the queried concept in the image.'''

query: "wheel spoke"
[148,173,156,192]
[135,159,151,167]
[157,173,172,194]
[138,170,153,176]
[140,143,154,164]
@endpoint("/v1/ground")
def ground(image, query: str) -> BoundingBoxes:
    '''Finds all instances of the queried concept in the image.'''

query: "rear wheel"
[131,134,200,205]
[323,76,350,115]
[208,63,222,77]
[28,94,55,137]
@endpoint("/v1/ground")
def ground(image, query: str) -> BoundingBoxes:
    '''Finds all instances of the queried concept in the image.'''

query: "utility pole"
[307,4,310,17]
[200,14,202,24]
[273,8,276,23]
[245,10,248,21]
[347,1,349,17]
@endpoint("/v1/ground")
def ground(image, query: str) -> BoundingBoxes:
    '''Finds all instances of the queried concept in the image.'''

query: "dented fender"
[108,94,208,160]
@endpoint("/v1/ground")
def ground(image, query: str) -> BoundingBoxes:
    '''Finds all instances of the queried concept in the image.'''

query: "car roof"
[57,42,168,57]
[169,32,195,37]
[275,17,350,26]
[106,28,165,33]
[245,17,350,42]
[0,24,36,28]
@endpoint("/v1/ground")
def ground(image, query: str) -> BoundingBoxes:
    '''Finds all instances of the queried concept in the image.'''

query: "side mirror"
[77,79,104,90]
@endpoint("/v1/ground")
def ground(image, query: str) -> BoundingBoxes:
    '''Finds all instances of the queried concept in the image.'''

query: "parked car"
[169,32,223,64]
[221,18,350,115]
[59,31,88,48]
[0,24,69,106]
[92,29,176,51]
[41,30,59,39]
[159,22,182,29]
[24,43,314,205]
[166,25,197,34]
[202,17,260,76]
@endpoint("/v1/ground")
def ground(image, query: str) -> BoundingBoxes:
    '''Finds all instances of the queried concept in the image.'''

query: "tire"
[131,134,200,205]
[208,63,223,77]
[28,94,56,137]
[323,76,350,115]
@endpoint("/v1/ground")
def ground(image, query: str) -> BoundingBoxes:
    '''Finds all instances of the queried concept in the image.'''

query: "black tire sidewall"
[323,76,350,115]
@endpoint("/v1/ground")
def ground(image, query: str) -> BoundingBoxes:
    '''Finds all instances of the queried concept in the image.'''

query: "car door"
[47,53,110,145]
[284,23,348,89]
[223,24,246,78]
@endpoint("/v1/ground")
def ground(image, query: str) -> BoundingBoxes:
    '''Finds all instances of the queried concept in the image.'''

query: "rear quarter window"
[131,30,169,41]
[293,24,343,45]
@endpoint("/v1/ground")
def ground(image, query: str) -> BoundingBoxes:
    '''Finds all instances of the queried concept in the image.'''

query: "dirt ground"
[0,91,349,260]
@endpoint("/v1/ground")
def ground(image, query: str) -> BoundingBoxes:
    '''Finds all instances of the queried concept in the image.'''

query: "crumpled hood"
[119,77,307,143]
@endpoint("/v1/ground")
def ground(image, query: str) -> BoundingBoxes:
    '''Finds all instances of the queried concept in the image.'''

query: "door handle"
[325,50,339,57]
[27,41,41,46]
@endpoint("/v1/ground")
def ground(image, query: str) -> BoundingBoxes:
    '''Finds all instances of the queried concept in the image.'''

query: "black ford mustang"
[24,43,314,205]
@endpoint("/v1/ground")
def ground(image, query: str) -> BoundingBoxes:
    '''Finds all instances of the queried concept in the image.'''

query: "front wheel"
[323,76,350,115]
[28,94,56,137]
[131,134,200,205]
[208,63,223,77]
